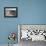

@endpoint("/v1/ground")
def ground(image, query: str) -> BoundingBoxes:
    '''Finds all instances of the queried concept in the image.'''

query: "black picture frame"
[4,7,18,18]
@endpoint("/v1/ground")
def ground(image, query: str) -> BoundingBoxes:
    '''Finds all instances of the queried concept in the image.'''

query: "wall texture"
[0,0,46,44]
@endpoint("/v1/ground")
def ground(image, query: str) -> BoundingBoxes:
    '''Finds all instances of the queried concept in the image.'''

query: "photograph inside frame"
[4,7,18,17]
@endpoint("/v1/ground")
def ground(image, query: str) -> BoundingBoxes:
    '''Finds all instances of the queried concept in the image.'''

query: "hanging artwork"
[4,7,18,17]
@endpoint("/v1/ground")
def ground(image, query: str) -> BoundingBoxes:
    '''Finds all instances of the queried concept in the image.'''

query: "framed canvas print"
[4,7,18,17]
